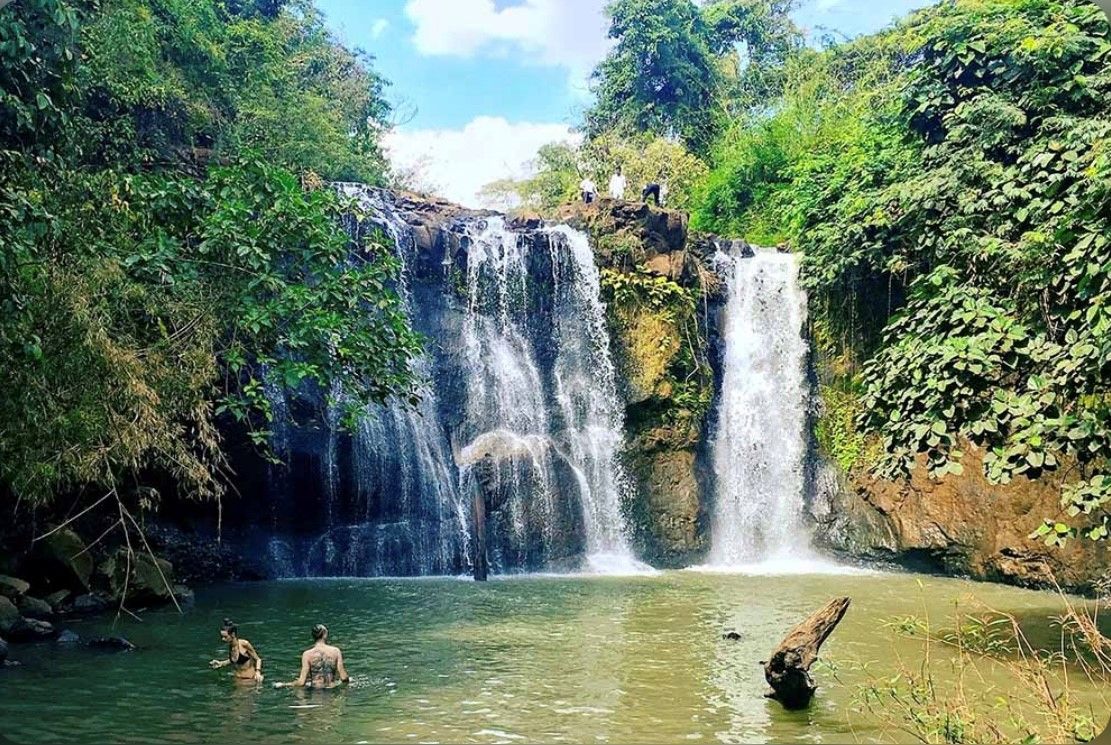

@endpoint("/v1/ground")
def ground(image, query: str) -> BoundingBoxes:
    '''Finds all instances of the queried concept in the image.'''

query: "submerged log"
[762,596,850,710]
[472,490,488,582]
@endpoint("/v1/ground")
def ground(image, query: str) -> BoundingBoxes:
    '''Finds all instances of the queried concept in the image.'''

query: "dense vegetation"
[0,0,420,512]
[692,0,1111,544]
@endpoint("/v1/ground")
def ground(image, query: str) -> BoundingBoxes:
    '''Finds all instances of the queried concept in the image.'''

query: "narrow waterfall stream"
[545,226,642,572]
[264,186,469,577]
[708,249,812,568]
[340,187,471,575]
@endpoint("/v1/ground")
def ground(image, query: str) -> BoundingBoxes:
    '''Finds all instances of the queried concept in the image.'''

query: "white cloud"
[384,116,580,208]
[404,0,610,75]
[371,18,390,39]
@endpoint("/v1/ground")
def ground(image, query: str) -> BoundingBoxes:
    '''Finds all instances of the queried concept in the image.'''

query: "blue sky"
[315,0,937,206]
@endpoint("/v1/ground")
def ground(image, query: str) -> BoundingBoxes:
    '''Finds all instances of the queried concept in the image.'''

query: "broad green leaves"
[0,0,412,509]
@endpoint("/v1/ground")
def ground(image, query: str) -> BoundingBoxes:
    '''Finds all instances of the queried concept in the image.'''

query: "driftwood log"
[762,597,850,709]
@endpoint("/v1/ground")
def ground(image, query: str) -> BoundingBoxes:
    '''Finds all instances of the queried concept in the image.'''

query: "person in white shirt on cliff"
[579,176,597,204]
[608,167,627,200]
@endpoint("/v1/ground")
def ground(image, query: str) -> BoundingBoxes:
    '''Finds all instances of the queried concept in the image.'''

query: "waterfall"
[459,219,646,574]
[260,188,649,577]
[708,249,811,567]
[262,186,469,577]
[545,226,642,573]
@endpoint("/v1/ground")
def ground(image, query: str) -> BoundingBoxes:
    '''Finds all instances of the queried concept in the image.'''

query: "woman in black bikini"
[209,619,263,683]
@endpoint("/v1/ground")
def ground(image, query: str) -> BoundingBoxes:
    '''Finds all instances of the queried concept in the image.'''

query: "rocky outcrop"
[0,594,54,642]
[32,528,93,593]
[557,199,689,260]
[811,448,1111,593]
[0,576,29,599]
[554,200,720,565]
[462,432,587,571]
[98,548,175,606]
[17,595,53,620]
[0,596,19,635]
[627,445,707,566]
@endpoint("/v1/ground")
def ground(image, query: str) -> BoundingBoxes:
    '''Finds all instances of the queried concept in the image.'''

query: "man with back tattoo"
[273,624,350,689]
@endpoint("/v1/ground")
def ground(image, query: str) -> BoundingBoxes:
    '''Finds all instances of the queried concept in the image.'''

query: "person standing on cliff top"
[608,168,627,200]
[580,176,597,204]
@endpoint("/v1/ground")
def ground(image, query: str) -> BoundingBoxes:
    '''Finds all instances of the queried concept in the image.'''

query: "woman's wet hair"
[312,624,327,641]
[221,618,238,636]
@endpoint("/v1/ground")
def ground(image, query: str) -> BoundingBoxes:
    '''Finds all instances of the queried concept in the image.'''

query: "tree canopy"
[585,0,800,154]
[1,0,419,509]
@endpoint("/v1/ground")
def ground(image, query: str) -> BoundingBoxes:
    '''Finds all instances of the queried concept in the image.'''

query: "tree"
[585,0,800,154]
[0,0,419,514]
[587,0,723,154]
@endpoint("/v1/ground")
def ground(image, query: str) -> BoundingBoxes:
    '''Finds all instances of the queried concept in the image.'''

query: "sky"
[315,0,938,207]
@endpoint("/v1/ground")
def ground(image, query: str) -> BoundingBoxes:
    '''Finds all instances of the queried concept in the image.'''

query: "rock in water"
[99,548,175,605]
[6,617,55,642]
[72,593,111,614]
[18,595,54,620]
[172,585,195,608]
[722,630,743,641]
[33,528,94,592]
[57,630,81,644]
[0,575,30,599]
[0,596,20,636]
[89,636,135,652]
[45,590,71,613]
[762,597,850,710]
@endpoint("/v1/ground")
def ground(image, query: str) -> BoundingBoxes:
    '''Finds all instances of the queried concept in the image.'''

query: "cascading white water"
[459,218,561,562]
[708,249,811,567]
[262,189,650,577]
[460,219,646,573]
[347,189,470,574]
[545,226,642,573]
[264,185,469,576]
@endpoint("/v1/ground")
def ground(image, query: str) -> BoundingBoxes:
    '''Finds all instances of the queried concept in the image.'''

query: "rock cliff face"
[210,188,1110,590]
[810,448,1110,593]
[213,189,723,575]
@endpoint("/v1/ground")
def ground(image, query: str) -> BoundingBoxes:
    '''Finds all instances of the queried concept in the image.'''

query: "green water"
[0,570,1106,744]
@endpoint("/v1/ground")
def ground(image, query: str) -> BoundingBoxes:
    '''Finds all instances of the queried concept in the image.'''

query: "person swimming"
[209,618,263,683]
[274,624,350,690]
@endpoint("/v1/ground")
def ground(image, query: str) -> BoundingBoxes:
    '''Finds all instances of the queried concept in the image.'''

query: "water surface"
[1,571,1106,744]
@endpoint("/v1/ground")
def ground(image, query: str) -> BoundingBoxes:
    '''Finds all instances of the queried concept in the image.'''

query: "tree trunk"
[762,597,850,709]
[472,490,488,582]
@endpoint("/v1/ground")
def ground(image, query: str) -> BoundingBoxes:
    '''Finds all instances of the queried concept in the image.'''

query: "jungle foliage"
[694,0,1111,543]
[0,0,419,509]
[483,0,798,212]
[585,0,802,155]
[480,133,708,214]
